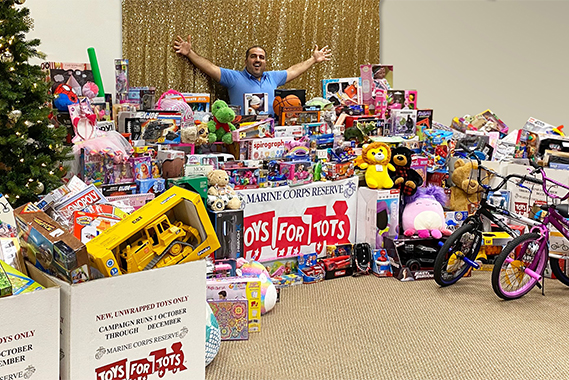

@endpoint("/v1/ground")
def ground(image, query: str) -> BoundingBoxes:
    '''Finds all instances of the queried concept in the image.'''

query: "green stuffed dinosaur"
[207,100,236,144]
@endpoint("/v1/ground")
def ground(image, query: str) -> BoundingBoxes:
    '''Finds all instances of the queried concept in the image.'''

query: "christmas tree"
[0,0,69,207]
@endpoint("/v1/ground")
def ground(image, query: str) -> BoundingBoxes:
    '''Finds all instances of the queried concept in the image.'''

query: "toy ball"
[240,260,277,314]
[283,94,302,108]
[273,95,284,116]
[82,81,99,99]
[54,83,78,103]
[53,93,75,112]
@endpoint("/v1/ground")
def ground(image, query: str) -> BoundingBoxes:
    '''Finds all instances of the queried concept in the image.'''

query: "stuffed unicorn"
[402,185,452,239]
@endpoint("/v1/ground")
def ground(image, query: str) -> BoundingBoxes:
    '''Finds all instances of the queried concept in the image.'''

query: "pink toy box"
[280,161,313,186]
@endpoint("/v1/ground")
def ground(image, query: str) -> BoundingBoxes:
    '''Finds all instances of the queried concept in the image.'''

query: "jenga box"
[14,203,91,284]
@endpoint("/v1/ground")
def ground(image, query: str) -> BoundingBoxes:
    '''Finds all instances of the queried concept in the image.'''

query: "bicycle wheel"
[491,233,546,300]
[549,255,569,287]
[434,222,482,287]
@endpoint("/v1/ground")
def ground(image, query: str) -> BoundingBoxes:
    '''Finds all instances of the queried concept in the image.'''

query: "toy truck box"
[14,203,91,284]
[0,264,60,380]
[86,186,220,277]
[385,236,451,281]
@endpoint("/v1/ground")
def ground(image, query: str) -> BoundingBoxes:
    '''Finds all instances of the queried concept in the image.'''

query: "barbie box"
[50,260,206,380]
[0,266,60,380]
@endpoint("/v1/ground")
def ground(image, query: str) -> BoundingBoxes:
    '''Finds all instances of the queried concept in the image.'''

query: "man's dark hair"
[246,45,266,59]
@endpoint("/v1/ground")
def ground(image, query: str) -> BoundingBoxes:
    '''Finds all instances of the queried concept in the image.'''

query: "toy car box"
[298,253,325,284]
[385,236,450,281]
[208,209,244,260]
[320,255,353,279]
[86,186,220,277]
[14,203,91,284]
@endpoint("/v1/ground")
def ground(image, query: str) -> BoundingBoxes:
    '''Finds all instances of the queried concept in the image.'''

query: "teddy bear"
[207,100,236,144]
[357,142,395,189]
[449,158,486,211]
[389,146,423,196]
[402,186,452,239]
[206,169,242,211]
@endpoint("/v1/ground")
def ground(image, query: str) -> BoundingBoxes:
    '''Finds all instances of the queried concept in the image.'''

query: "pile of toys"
[4,59,569,370]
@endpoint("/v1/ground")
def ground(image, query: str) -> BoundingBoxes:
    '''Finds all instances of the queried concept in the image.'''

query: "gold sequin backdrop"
[122,0,379,102]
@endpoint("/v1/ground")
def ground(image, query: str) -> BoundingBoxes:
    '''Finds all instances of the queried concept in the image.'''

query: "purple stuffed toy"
[402,185,452,239]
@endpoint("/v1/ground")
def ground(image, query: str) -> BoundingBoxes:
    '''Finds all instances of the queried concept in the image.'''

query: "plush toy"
[449,158,485,211]
[402,186,452,239]
[195,121,210,145]
[207,100,236,144]
[240,260,277,315]
[389,146,423,196]
[206,169,241,211]
[205,302,221,366]
[358,142,395,189]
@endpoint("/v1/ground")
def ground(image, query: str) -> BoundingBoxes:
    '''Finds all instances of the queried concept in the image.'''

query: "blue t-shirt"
[219,68,287,115]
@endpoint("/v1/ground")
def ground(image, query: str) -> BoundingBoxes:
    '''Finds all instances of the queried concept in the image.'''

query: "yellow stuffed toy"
[449,158,487,211]
[358,142,395,189]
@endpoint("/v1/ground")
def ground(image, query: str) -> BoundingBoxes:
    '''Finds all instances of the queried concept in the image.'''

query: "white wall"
[26,0,122,99]
[380,0,569,131]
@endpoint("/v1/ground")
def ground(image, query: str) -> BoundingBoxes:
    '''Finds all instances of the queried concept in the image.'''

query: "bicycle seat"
[552,204,569,218]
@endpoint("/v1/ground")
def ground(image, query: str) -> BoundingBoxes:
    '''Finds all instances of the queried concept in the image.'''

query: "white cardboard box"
[52,260,206,380]
[356,188,400,248]
[0,265,60,380]
[505,164,569,217]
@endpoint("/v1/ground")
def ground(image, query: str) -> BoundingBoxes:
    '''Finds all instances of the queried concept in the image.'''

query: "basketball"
[273,95,284,117]
[282,94,302,108]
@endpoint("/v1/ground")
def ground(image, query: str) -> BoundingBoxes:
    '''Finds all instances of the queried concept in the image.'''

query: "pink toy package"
[360,64,394,106]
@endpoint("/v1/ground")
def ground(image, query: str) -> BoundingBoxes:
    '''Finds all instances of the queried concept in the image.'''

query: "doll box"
[232,118,275,141]
[0,264,60,380]
[356,188,400,249]
[208,209,244,260]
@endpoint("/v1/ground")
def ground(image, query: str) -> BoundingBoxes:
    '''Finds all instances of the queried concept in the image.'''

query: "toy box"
[360,64,393,105]
[232,118,274,141]
[208,209,244,260]
[206,276,261,332]
[280,161,313,186]
[264,257,302,288]
[322,77,362,106]
[244,92,268,115]
[131,155,152,180]
[411,156,428,187]
[225,165,260,190]
[166,176,208,199]
[14,203,91,284]
[136,177,166,194]
[385,236,447,281]
[184,164,214,178]
[50,184,107,227]
[101,182,137,196]
[325,244,354,259]
[371,248,393,277]
[416,109,434,139]
[274,125,304,138]
[390,109,417,137]
[87,186,220,276]
[297,253,325,284]
[356,188,400,249]
[0,264,60,379]
[320,255,353,279]
[443,211,469,232]
[208,300,249,340]
[386,89,417,119]
[281,109,320,126]
[323,161,355,181]
[241,137,293,160]
[0,260,11,297]
[73,211,121,243]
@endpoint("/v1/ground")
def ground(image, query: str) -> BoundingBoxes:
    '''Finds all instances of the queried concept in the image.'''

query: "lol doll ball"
[240,260,278,314]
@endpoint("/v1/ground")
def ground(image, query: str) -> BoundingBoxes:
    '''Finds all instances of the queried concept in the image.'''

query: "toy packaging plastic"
[244,93,268,115]
[359,64,394,105]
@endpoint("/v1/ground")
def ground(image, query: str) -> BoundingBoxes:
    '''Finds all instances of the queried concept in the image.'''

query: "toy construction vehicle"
[121,214,200,272]
[87,186,220,276]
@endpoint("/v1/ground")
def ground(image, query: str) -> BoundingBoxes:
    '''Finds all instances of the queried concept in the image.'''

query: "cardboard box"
[50,260,205,380]
[0,264,60,379]
[14,204,91,284]
[356,188,400,249]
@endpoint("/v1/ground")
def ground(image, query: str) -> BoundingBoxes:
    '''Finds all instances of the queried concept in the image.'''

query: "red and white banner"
[237,177,358,262]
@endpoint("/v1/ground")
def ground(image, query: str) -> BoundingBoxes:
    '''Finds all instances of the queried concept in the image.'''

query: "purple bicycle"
[491,161,569,300]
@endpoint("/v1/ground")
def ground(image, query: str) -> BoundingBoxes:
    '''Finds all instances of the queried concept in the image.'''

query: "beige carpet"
[206,271,569,380]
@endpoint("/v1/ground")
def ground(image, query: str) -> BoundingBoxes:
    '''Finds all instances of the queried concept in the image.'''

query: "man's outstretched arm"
[285,45,332,84]
[173,35,221,82]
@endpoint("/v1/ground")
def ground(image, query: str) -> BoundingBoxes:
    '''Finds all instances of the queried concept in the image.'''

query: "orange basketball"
[282,94,302,108]
[273,95,284,117]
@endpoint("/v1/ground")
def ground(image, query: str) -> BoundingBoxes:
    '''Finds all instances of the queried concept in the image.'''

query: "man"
[173,35,332,115]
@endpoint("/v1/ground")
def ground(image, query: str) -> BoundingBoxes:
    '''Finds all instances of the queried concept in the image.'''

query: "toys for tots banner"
[238,178,358,261]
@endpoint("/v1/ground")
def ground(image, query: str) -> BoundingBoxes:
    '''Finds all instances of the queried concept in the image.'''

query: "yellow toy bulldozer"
[121,214,200,273]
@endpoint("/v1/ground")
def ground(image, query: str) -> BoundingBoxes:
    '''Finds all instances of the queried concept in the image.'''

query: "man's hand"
[174,35,192,56]
[313,45,332,63]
